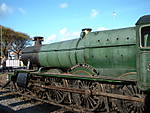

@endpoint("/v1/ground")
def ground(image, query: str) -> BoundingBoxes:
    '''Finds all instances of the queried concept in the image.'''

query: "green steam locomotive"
[9,15,150,113]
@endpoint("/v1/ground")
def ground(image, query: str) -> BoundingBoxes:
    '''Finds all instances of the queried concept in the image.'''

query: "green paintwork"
[15,70,123,83]
[137,24,150,90]
[38,39,79,67]
[38,27,137,78]
[138,51,150,90]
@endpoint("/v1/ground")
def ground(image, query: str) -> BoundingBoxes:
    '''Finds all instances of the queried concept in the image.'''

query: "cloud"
[48,34,57,40]
[97,27,108,31]
[18,8,26,15]
[90,9,99,18]
[44,34,57,44]
[66,32,80,37]
[0,3,12,16]
[59,27,68,35]
[59,27,80,37]
[59,3,68,8]
[59,27,80,41]
[44,28,80,44]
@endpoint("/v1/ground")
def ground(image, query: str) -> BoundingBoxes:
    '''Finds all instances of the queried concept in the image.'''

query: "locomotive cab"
[136,15,150,90]
[140,26,150,47]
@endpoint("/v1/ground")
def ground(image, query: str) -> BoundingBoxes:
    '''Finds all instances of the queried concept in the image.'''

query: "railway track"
[0,88,91,113]
[0,88,71,113]
[0,87,117,113]
[0,74,73,113]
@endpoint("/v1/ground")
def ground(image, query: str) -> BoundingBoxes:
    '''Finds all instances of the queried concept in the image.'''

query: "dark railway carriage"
[8,15,150,113]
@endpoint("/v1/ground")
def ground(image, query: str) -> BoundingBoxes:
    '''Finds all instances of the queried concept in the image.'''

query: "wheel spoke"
[80,81,105,111]
[46,78,65,103]
[122,85,144,113]
[68,64,105,111]
[89,96,97,107]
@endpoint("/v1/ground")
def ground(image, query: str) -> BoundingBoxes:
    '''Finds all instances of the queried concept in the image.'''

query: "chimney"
[33,37,44,46]
[82,28,92,35]
[80,28,92,39]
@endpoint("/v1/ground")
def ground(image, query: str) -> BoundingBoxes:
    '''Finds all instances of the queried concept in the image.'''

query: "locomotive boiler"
[9,15,150,113]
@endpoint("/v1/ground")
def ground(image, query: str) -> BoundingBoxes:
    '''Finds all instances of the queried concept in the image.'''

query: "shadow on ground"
[17,103,61,113]
[0,89,74,113]
[0,104,16,113]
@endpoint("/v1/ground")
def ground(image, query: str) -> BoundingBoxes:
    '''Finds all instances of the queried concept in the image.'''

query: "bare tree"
[0,25,31,59]
[10,32,31,59]
[0,25,16,58]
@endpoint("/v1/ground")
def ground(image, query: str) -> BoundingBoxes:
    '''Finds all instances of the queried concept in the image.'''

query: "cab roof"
[136,15,150,25]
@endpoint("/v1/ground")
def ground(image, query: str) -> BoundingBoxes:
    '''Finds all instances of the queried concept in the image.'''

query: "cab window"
[141,26,150,47]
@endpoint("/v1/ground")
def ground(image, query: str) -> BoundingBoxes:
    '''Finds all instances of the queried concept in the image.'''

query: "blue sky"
[0,0,150,44]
